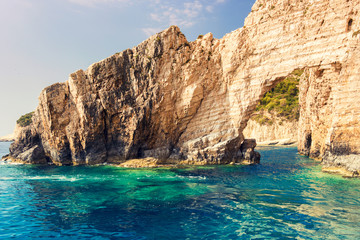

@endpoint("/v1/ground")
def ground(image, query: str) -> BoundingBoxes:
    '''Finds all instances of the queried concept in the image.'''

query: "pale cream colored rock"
[8,0,360,171]
[243,119,298,144]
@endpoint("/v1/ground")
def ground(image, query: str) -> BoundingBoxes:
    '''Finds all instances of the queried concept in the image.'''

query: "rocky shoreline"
[321,153,360,178]
[2,138,260,167]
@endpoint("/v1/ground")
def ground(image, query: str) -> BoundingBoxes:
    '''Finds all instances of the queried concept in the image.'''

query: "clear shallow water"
[1,142,360,239]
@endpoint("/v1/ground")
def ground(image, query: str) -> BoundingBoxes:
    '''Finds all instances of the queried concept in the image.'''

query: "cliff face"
[9,28,260,165]
[243,119,297,144]
[8,0,360,171]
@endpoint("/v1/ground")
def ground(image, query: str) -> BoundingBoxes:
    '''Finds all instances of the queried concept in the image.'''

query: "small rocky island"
[4,0,360,175]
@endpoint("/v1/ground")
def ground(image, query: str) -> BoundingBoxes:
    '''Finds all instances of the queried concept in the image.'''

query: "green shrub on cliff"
[253,115,273,125]
[253,70,303,125]
[17,111,34,127]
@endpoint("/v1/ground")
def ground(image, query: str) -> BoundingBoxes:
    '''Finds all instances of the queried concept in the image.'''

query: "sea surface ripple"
[0,142,359,239]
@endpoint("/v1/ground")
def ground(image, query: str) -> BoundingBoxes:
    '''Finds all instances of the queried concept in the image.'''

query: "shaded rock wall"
[9,0,360,170]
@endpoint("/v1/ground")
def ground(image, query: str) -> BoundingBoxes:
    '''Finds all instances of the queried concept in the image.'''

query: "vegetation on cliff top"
[17,112,34,127]
[252,70,303,125]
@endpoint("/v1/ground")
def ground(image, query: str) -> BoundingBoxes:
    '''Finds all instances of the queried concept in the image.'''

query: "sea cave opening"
[243,69,303,146]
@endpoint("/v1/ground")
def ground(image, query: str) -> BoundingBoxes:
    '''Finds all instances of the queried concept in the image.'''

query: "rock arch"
[8,0,360,174]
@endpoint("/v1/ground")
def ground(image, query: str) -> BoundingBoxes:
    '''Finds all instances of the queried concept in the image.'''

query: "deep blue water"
[1,142,360,239]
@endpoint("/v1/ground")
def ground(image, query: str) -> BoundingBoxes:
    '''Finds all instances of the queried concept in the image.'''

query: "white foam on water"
[0,175,83,182]
[0,161,24,165]
[179,175,207,180]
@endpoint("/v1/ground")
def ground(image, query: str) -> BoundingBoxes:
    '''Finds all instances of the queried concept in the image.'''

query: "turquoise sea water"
[1,142,360,239]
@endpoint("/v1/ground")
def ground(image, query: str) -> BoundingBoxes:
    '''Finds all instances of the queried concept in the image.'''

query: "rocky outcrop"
[118,139,259,168]
[8,26,261,166]
[7,0,360,170]
[7,124,48,164]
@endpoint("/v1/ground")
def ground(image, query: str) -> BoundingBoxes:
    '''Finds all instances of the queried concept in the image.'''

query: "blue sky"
[0,0,255,136]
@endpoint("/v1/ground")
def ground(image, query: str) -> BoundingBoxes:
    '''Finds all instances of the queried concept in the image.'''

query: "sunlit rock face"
[8,0,360,172]
[243,119,298,145]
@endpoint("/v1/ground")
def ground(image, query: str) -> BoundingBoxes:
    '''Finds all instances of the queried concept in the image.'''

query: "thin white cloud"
[147,0,226,30]
[68,0,131,8]
[67,0,227,36]
[206,5,214,13]
[206,0,226,12]
[142,27,163,37]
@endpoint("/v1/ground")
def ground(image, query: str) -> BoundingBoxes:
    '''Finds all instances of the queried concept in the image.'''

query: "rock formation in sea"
[6,0,360,174]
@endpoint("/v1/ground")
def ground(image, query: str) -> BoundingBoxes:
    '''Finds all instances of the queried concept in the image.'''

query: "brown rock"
[119,158,161,168]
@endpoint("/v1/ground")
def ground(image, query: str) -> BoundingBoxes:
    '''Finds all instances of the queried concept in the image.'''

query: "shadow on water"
[1,143,360,239]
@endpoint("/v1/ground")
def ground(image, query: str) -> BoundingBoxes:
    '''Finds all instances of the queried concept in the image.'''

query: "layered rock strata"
[243,118,297,145]
[7,0,360,172]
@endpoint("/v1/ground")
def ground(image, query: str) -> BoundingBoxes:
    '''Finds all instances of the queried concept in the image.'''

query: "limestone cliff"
[243,119,297,145]
[7,0,360,173]
[8,27,260,165]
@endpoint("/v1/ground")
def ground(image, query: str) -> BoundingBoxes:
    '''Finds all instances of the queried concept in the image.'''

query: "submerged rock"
[8,0,360,170]
[119,158,162,168]
[322,153,360,177]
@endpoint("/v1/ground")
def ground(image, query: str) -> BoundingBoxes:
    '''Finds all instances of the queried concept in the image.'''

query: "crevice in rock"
[347,18,353,32]
[102,109,109,161]
[305,133,312,150]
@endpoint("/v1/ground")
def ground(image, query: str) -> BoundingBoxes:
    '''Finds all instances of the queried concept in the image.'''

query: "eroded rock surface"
[7,0,360,171]
[243,118,298,145]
